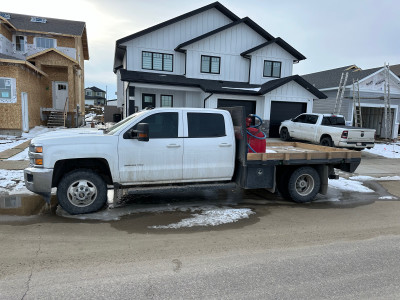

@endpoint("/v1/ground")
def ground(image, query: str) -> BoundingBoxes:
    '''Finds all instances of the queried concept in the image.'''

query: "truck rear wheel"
[320,136,333,147]
[288,167,320,203]
[57,169,107,215]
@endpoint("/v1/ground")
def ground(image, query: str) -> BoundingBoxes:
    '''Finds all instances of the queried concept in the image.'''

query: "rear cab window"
[322,116,346,126]
[187,112,226,138]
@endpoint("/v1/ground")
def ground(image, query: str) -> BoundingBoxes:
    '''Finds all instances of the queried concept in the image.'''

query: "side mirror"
[131,123,149,142]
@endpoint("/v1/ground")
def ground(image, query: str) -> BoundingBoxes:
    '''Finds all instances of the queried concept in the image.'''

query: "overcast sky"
[2,0,399,99]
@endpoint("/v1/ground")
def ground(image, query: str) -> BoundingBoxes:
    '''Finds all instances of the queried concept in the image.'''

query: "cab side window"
[293,115,306,123]
[306,115,318,124]
[187,113,225,138]
[131,112,178,138]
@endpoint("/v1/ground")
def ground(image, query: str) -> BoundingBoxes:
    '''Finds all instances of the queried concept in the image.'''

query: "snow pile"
[85,113,97,122]
[350,175,400,181]
[150,207,254,229]
[0,170,29,194]
[364,143,400,158]
[328,177,374,193]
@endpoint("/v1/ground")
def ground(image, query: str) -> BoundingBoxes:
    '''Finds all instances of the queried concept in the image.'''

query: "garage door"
[218,99,256,118]
[270,101,307,137]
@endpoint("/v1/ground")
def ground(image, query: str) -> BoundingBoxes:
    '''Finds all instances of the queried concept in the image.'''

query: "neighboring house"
[302,64,400,139]
[113,2,326,137]
[85,86,106,106]
[106,99,117,106]
[0,11,89,135]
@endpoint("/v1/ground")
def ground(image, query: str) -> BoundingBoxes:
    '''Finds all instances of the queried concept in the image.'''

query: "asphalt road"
[1,152,400,299]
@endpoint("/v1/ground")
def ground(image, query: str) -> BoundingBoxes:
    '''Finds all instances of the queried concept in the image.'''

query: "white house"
[113,2,326,137]
[303,64,400,139]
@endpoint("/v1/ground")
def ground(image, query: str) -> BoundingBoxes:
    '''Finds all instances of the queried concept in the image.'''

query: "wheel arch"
[52,158,113,187]
[320,134,332,143]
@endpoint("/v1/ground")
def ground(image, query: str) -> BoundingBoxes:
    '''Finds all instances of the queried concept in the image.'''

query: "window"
[16,36,25,52]
[86,90,92,96]
[142,51,173,72]
[36,37,55,49]
[96,92,102,96]
[131,112,178,139]
[322,116,346,126]
[263,60,281,78]
[188,113,225,138]
[293,114,306,123]
[0,78,12,99]
[160,95,173,107]
[201,55,220,74]
[58,84,67,90]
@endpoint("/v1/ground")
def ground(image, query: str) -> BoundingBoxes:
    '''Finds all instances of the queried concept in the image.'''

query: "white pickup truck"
[24,107,361,215]
[279,113,375,150]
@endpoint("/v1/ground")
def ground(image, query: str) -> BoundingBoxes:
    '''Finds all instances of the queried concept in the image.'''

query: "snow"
[85,113,97,122]
[379,196,398,200]
[150,207,254,229]
[265,149,277,153]
[0,138,27,153]
[0,170,31,195]
[7,148,28,161]
[363,143,400,158]
[350,175,400,181]
[221,87,261,92]
[328,177,374,193]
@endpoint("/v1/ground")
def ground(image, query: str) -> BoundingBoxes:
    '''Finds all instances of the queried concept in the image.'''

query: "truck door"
[290,114,307,139]
[301,114,319,141]
[182,111,235,181]
[118,111,183,184]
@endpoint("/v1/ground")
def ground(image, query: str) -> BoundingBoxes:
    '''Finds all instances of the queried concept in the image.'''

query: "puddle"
[0,194,57,216]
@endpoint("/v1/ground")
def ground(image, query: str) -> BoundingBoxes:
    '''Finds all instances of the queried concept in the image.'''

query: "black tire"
[280,127,291,141]
[287,167,321,203]
[320,136,333,147]
[57,169,107,215]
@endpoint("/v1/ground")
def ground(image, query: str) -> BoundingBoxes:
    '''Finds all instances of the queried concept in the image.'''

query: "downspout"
[203,93,214,108]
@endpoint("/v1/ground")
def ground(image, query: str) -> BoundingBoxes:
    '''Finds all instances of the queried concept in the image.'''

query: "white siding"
[116,70,124,108]
[123,8,232,75]
[184,22,266,81]
[249,43,295,85]
[264,81,315,119]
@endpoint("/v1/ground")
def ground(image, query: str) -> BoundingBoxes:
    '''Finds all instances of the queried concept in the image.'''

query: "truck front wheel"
[288,167,320,203]
[57,169,107,215]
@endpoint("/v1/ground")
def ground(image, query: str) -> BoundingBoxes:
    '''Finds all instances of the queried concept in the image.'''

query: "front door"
[142,93,155,109]
[118,111,183,184]
[53,82,68,110]
[21,92,29,132]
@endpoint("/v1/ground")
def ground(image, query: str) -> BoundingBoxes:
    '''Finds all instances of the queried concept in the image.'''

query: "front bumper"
[24,167,53,194]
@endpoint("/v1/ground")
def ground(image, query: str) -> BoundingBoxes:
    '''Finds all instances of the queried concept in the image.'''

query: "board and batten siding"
[264,81,315,119]
[205,93,265,117]
[183,22,267,82]
[248,43,295,85]
[122,8,233,75]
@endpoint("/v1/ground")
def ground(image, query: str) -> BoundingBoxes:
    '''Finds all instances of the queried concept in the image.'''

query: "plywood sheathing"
[0,63,47,130]
[0,22,13,41]
[247,142,361,161]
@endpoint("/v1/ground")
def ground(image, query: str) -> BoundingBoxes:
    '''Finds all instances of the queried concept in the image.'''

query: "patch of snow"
[328,177,374,193]
[363,143,400,158]
[150,207,254,229]
[7,148,28,161]
[221,87,261,92]
[379,196,398,200]
[0,138,28,152]
[0,170,30,194]
[85,113,97,122]
[265,149,277,153]
[350,175,400,181]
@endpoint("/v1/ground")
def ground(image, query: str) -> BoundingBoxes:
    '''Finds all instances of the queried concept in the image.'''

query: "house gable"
[358,69,400,95]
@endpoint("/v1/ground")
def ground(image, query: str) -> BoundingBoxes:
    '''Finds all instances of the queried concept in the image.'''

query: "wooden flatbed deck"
[247,142,361,161]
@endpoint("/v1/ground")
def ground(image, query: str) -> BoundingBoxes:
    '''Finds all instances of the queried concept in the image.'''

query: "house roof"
[86,86,106,93]
[240,37,306,61]
[119,69,326,99]
[116,2,240,46]
[27,48,80,66]
[175,17,274,52]
[0,11,86,36]
[0,56,47,76]
[301,65,385,90]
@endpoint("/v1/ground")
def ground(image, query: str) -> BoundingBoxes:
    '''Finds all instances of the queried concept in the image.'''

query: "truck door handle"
[167,144,181,148]
[219,143,232,147]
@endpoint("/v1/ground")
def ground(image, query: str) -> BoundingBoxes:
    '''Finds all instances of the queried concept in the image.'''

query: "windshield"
[105,111,145,135]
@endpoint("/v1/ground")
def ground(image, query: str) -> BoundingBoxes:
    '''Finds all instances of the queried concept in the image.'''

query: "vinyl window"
[15,36,25,52]
[201,55,220,74]
[0,78,12,99]
[36,37,55,49]
[142,51,173,72]
[160,95,173,107]
[263,60,281,78]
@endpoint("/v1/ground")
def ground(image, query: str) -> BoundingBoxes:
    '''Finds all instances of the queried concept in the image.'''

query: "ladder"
[383,63,392,139]
[333,72,349,115]
[352,80,362,127]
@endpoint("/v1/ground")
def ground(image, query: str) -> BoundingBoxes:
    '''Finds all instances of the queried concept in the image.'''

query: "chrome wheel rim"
[295,174,314,196]
[67,180,97,207]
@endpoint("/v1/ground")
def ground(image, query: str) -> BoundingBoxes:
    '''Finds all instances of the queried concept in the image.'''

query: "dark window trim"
[263,60,281,78]
[200,55,221,74]
[142,51,173,72]
[142,93,156,109]
[160,94,173,107]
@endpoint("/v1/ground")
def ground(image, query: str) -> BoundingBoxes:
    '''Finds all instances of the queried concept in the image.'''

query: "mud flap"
[39,192,51,204]
[314,165,329,195]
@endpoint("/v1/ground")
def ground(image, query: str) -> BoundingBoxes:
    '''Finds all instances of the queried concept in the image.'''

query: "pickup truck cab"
[279,113,375,150]
[24,107,361,215]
